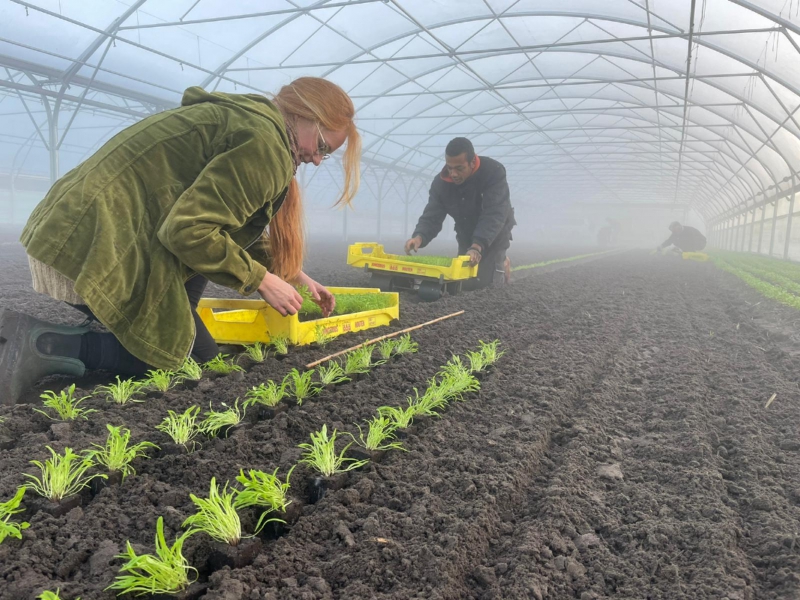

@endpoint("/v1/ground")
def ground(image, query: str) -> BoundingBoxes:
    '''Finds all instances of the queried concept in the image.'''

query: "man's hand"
[404,236,423,255]
[258,271,303,316]
[467,244,482,266]
[293,271,336,317]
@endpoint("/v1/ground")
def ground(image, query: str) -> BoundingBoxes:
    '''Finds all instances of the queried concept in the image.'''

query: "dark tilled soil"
[1,244,799,600]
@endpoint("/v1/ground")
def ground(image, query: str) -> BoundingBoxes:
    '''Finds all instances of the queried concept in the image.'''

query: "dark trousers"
[460,232,512,290]
[72,275,219,375]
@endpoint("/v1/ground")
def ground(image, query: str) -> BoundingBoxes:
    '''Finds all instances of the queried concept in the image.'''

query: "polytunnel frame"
[1,0,800,255]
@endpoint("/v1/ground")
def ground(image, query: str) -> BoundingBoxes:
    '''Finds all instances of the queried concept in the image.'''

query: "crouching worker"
[404,138,515,289]
[656,221,706,254]
[0,77,361,404]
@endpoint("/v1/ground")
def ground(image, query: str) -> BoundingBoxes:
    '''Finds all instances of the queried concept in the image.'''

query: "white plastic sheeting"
[1,0,800,229]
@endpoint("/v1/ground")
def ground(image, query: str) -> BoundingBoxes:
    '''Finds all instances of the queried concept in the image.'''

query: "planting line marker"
[305,310,465,369]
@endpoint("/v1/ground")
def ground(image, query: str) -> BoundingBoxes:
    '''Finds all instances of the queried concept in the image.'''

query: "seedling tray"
[197,287,398,347]
[347,242,477,281]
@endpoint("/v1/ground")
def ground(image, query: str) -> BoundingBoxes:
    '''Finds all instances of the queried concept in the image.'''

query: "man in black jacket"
[404,138,515,289]
[657,221,707,253]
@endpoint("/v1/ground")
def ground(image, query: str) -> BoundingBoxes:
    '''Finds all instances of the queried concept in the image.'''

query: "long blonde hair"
[268,77,361,280]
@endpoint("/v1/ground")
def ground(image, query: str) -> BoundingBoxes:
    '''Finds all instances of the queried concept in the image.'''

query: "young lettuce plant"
[271,334,290,356]
[298,425,367,476]
[37,591,80,600]
[243,381,286,409]
[343,346,374,376]
[378,402,417,430]
[143,369,177,393]
[199,401,245,437]
[95,376,146,405]
[377,339,398,362]
[234,467,294,533]
[87,424,158,479]
[410,386,449,418]
[464,348,487,373]
[177,357,203,381]
[24,446,102,502]
[283,368,320,405]
[243,342,269,363]
[479,340,504,366]
[156,406,201,451]
[435,370,480,402]
[33,384,95,421]
[0,487,30,544]
[313,324,334,347]
[108,516,196,596]
[394,334,419,355]
[351,415,405,452]
[317,361,350,386]
[182,478,245,546]
[203,354,244,375]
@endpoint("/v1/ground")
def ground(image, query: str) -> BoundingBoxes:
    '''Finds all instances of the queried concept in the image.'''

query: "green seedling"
[317,362,350,386]
[243,342,269,363]
[243,381,286,409]
[411,386,450,417]
[298,425,368,477]
[24,446,102,502]
[37,591,80,600]
[234,467,294,533]
[394,334,419,355]
[479,340,504,365]
[203,354,244,375]
[283,368,320,405]
[199,401,245,437]
[300,292,394,318]
[155,406,201,451]
[0,487,30,544]
[95,376,146,405]
[434,370,480,402]
[87,424,158,479]
[378,402,417,430]
[377,339,398,361]
[271,334,290,355]
[351,415,405,452]
[34,384,95,421]
[177,357,203,381]
[464,349,486,373]
[343,346,374,375]
[143,369,177,393]
[108,516,196,596]
[314,324,334,347]
[398,254,452,266]
[183,478,245,546]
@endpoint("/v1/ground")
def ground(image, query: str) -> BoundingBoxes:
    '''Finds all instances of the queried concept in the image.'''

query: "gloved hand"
[467,244,482,266]
[404,236,423,255]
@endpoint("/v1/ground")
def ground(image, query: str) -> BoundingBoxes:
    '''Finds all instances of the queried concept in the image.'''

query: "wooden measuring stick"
[305,310,465,368]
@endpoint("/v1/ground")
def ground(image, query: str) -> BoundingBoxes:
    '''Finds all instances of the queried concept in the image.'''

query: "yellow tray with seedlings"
[347,242,478,281]
[197,287,399,347]
[682,252,709,262]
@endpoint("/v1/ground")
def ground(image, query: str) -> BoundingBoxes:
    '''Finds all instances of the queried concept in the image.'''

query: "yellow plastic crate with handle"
[196,287,398,347]
[347,242,478,281]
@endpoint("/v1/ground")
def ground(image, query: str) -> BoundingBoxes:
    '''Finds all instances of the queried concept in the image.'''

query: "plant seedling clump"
[108,516,196,596]
[143,369,176,392]
[234,467,294,533]
[377,339,398,361]
[313,324,334,347]
[34,384,95,421]
[298,425,368,476]
[352,415,405,452]
[95,376,146,405]
[183,478,244,546]
[37,591,80,600]
[199,401,245,437]
[284,368,320,405]
[271,334,290,355]
[479,339,504,366]
[156,406,201,451]
[378,403,417,430]
[398,254,453,266]
[394,334,419,355]
[0,487,30,544]
[243,342,269,363]
[343,346,374,375]
[300,292,393,318]
[87,424,158,479]
[317,362,350,386]
[203,354,244,375]
[177,357,203,381]
[243,381,286,409]
[24,446,102,502]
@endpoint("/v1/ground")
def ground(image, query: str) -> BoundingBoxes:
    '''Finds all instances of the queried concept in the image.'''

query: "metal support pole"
[46,101,59,183]
[748,209,756,253]
[784,175,796,260]
[733,214,741,252]
[757,204,766,254]
[769,200,779,257]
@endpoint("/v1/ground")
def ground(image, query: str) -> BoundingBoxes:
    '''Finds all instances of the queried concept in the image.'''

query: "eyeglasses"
[316,123,331,160]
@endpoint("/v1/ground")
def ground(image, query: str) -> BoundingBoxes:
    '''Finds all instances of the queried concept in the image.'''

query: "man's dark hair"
[446,137,476,162]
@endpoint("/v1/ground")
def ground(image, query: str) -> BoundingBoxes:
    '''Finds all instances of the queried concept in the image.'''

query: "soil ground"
[1,239,799,600]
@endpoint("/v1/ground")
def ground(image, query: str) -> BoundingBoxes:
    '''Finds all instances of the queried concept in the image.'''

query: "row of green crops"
[711,252,800,311]
[298,290,395,319]
[511,249,616,272]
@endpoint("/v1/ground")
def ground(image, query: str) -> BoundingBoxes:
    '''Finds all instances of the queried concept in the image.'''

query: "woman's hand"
[258,271,303,316]
[294,271,336,317]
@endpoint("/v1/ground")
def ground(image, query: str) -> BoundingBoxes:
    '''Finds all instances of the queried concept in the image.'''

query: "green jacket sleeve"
[157,128,291,295]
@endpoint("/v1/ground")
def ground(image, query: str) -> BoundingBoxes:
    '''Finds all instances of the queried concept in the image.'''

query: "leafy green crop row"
[512,249,616,272]
[711,254,800,310]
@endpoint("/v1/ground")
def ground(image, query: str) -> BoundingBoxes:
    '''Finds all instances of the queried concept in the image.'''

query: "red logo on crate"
[402,266,413,272]
[390,265,398,271]
[372,262,386,269]
[416,268,426,274]
[343,323,351,332]
[354,320,365,328]
[324,326,338,334]
[368,317,376,325]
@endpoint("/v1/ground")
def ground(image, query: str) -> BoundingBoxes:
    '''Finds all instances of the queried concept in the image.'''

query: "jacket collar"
[440,155,481,183]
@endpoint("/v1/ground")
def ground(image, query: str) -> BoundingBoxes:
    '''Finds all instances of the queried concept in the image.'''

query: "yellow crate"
[682,251,709,262]
[347,242,478,281]
[196,287,398,347]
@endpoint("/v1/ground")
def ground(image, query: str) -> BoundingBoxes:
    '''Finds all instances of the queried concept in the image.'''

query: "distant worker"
[657,221,706,254]
[404,138,515,289]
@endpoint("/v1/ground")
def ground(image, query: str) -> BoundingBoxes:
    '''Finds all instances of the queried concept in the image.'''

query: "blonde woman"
[0,77,361,404]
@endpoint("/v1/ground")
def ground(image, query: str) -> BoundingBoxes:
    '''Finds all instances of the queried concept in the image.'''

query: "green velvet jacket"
[21,87,294,369]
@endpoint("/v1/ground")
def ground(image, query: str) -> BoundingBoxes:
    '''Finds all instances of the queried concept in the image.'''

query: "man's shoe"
[0,309,88,405]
